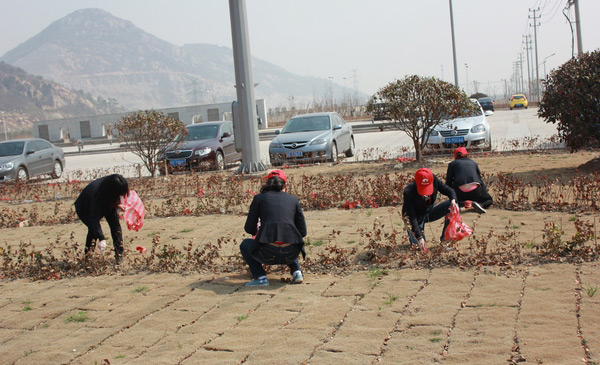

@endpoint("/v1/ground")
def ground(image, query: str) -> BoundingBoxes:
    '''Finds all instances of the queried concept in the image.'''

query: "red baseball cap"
[454,147,468,159]
[266,169,287,183]
[415,168,434,196]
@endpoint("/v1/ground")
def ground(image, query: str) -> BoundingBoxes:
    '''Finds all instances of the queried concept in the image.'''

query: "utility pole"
[229,0,266,174]
[573,0,583,56]
[523,35,532,98]
[529,8,541,103]
[448,0,459,87]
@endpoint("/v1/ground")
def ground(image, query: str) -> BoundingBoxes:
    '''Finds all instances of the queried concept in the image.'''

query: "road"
[62,107,559,180]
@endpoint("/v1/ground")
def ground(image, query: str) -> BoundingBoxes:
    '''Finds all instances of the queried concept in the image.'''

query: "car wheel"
[214,151,225,170]
[51,160,63,179]
[330,142,338,163]
[345,137,355,157]
[525,106,528,109]
[16,166,29,182]
[510,107,513,110]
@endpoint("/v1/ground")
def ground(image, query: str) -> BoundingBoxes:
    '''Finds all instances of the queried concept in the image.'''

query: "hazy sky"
[1,0,599,99]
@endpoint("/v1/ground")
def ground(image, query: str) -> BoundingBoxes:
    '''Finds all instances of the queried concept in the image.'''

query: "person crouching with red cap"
[445,147,493,214]
[402,168,458,252]
[240,169,307,286]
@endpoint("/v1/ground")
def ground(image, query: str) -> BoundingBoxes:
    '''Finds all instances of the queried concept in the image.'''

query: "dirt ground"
[1,150,600,364]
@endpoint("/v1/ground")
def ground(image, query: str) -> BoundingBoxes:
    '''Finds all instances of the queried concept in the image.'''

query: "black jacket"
[402,175,456,239]
[446,158,486,191]
[74,176,121,242]
[244,190,307,257]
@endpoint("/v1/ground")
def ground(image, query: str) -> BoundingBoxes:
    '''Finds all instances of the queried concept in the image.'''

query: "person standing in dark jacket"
[74,174,129,263]
[402,168,458,252]
[240,170,307,286]
[445,147,493,214]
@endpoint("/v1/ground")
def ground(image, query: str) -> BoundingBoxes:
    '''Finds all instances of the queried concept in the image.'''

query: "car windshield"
[479,97,492,102]
[281,116,331,133]
[442,102,482,119]
[0,142,25,156]
[176,125,219,141]
[513,95,524,100]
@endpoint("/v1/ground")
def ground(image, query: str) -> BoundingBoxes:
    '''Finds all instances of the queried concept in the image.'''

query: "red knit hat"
[415,168,434,196]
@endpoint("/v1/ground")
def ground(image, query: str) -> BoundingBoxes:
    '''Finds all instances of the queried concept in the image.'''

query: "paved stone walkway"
[1,263,598,364]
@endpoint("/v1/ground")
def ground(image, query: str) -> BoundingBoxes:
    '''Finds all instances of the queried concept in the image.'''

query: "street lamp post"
[464,63,469,95]
[540,53,556,80]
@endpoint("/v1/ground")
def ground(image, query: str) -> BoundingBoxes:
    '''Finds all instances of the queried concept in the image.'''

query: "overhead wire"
[540,0,566,24]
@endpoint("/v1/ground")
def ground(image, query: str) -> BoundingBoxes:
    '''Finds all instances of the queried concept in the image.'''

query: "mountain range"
[1,8,358,116]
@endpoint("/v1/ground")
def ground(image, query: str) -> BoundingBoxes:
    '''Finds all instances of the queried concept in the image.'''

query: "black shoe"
[472,201,486,214]
[115,255,123,266]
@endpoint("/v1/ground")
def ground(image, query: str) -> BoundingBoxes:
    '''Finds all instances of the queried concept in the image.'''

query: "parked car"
[510,94,528,110]
[0,138,65,182]
[372,102,391,121]
[157,121,241,174]
[478,97,495,112]
[426,100,492,152]
[269,112,354,166]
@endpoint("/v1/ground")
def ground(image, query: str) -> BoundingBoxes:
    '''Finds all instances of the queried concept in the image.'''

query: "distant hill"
[0,8,361,112]
[0,61,115,136]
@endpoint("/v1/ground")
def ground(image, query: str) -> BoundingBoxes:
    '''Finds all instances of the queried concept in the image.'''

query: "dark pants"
[455,185,493,209]
[407,200,452,245]
[78,215,123,257]
[240,238,301,279]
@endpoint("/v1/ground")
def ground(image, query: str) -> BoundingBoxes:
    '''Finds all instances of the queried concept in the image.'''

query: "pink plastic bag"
[120,190,145,231]
[444,204,473,241]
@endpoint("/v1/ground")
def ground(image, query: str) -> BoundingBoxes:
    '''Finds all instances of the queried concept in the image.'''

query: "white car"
[426,101,492,152]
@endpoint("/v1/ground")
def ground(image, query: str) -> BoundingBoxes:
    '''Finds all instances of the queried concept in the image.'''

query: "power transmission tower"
[352,69,359,107]
[529,8,541,102]
[519,53,524,92]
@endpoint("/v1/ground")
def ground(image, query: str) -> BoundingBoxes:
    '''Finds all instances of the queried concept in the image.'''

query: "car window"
[282,116,331,133]
[0,141,25,156]
[333,114,346,126]
[33,140,52,151]
[514,95,524,100]
[184,125,219,141]
[222,122,233,136]
[479,97,492,102]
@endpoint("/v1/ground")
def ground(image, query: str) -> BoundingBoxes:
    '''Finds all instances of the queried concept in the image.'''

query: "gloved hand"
[98,240,107,252]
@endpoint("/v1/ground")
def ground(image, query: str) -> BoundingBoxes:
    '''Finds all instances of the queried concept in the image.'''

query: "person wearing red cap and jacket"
[402,168,458,252]
[445,147,493,214]
[240,169,307,286]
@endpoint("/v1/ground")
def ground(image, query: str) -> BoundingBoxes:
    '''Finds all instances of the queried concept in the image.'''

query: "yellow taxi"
[509,94,528,110]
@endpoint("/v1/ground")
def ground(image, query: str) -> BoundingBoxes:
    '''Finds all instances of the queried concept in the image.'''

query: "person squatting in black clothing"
[445,147,493,214]
[240,169,307,286]
[74,174,129,264]
[402,168,458,252]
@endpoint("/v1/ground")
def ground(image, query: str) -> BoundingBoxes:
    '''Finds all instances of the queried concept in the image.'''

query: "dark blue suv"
[478,97,494,112]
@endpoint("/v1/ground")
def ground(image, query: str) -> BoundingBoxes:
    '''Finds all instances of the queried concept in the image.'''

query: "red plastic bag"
[444,204,473,241]
[120,190,145,231]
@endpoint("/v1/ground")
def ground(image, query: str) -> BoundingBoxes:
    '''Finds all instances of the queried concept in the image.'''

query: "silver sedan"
[268,112,355,166]
[0,138,65,182]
